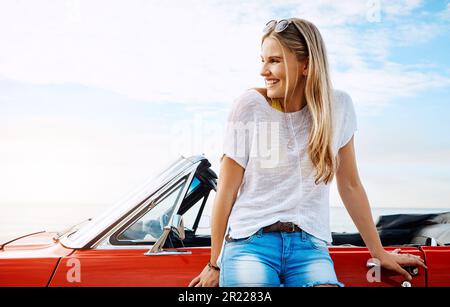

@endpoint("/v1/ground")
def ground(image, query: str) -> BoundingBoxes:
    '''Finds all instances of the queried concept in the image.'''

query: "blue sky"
[1,0,450,236]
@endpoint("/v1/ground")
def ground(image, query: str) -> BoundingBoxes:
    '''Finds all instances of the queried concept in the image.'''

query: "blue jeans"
[219,228,344,287]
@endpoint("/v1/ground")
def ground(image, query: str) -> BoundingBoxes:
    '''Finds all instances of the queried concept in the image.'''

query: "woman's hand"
[188,264,220,287]
[376,249,427,281]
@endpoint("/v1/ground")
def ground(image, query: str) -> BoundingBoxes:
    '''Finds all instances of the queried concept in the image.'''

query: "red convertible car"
[1,155,449,287]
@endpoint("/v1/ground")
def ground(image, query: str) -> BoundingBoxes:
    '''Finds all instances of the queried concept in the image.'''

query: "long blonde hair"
[261,18,336,185]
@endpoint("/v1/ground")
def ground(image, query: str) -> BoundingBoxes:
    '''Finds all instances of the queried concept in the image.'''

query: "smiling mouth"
[266,80,280,87]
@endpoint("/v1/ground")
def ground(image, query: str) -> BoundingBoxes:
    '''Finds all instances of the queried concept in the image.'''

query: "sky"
[1,0,450,236]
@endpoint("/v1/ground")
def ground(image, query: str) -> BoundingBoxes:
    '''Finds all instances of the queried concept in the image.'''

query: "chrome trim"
[428,237,438,246]
[147,214,186,255]
[141,212,192,256]
[171,214,186,240]
[95,245,211,250]
[409,266,419,276]
[60,154,208,249]
[144,250,192,256]
[96,245,154,250]
[401,281,412,287]
[94,196,158,250]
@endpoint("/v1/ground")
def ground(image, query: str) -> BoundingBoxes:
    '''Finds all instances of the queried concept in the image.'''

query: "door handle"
[367,260,418,287]
[366,261,419,276]
[406,266,419,276]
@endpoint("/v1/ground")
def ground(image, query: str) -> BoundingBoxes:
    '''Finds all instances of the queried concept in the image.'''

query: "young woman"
[188,18,426,287]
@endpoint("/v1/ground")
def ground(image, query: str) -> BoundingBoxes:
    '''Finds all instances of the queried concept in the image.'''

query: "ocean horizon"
[1,203,449,243]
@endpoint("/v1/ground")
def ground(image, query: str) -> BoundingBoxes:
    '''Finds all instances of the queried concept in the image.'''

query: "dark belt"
[262,221,302,233]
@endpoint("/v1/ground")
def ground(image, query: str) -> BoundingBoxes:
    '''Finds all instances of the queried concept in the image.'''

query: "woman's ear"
[302,57,309,76]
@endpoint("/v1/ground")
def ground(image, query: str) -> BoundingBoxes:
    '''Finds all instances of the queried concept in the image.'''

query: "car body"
[1,155,449,287]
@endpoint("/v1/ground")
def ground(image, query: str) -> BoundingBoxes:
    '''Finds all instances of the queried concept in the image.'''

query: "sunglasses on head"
[263,19,292,34]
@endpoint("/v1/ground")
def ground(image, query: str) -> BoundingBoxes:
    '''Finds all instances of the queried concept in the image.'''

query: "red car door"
[330,246,426,287]
[49,246,427,287]
[421,246,450,287]
[49,247,211,286]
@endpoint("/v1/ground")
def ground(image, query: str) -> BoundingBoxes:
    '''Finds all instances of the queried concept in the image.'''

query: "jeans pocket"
[225,233,256,245]
[307,232,329,251]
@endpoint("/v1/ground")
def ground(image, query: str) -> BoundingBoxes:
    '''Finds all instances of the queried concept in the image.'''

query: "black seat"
[332,212,450,247]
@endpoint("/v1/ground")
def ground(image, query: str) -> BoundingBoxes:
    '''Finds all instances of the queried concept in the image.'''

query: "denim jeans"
[219,228,344,287]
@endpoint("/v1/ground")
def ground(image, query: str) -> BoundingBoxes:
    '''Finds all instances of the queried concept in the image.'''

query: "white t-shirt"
[220,88,357,243]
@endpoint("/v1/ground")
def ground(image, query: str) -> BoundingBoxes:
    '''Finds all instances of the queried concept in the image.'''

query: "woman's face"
[260,37,307,99]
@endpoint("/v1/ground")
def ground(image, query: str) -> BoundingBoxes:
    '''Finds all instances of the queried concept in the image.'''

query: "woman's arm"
[188,155,245,287]
[210,156,245,267]
[336,136,426,281]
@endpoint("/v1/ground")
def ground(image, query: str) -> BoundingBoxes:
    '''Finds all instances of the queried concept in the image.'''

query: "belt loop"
[225,226,231,238]
[301,229,307,241]
[290,222,295,232]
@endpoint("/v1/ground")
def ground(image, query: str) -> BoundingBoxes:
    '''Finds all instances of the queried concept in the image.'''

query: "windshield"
[64,155,193,244]
[116,179,187,242]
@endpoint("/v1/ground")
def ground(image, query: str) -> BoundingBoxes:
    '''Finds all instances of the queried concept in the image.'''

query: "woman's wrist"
[208,261,220,271]
[209,257,219,266]
[370,246,388,259]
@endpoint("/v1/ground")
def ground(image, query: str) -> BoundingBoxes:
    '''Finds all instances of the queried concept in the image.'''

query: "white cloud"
[382,0,423,17]
[0,0,448,109]
[334,63,450,109]
[438,2,450,20]
[393,22,445,45]
[0,0,267,104]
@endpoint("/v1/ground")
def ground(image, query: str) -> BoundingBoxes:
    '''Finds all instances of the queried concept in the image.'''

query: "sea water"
[1,202,448,243]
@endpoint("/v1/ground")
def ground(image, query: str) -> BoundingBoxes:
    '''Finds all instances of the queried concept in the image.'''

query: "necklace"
[270,100,298,150]
[286,116,298,151]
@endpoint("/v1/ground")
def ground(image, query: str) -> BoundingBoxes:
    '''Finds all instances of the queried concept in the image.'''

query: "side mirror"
[144,214,191,256]
[170,214,185,240]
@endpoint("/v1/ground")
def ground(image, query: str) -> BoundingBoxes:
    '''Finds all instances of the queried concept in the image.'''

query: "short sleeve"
[220,91,255,169]
[339,92,358,149]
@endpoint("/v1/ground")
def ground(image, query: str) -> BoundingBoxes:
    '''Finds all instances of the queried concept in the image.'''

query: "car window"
[117,179,186,242]
[187,176,201,195]
[183,190,215,236]
[183,196,205,231]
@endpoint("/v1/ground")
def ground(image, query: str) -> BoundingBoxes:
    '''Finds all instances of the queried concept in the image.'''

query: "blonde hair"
[261,18,336,185]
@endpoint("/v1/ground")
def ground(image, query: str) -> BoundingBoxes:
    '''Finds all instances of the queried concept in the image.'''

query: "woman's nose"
[260,64,270,77]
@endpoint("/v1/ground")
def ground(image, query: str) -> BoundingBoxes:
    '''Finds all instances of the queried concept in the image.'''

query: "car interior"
[332,212,450,247]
